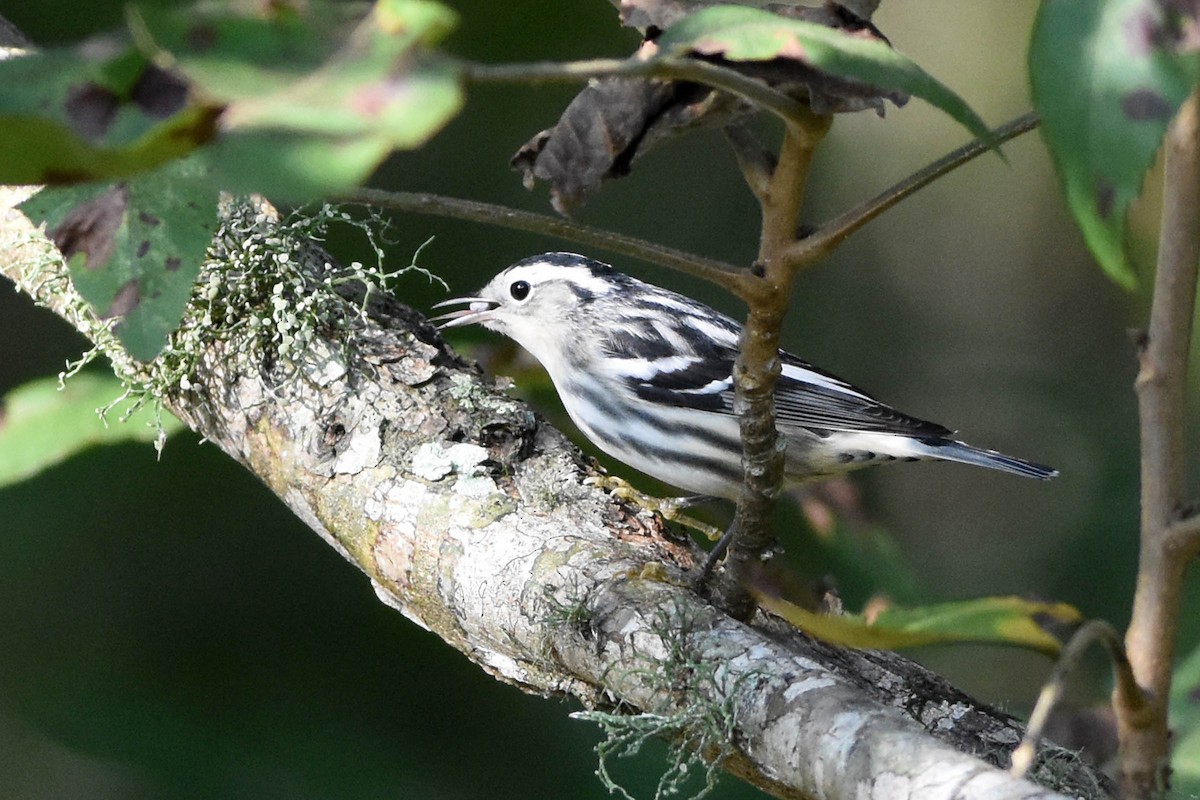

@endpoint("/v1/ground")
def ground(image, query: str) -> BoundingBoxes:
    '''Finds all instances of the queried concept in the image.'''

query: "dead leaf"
[513,78,725,215]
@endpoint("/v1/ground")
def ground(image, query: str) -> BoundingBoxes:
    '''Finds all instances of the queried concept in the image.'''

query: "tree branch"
[1164,511,1200,561]
[717,111,831,612]
[707,111,1041,609]
[0,189,1109,800]
[1119,89,1200,797]
[339,188,746,291]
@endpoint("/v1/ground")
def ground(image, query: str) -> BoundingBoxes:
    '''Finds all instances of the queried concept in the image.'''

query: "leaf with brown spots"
[609,0,883,39]
[139,0,463,199]
[0,48,221,185]
[46,184,129,272]
[1031,0,1200,288]
[655,6,993,131]
[21,156,217,361]
[0,1,463,200]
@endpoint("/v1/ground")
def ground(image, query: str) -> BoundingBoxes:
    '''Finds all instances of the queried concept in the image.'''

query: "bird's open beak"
[430,296,499,329]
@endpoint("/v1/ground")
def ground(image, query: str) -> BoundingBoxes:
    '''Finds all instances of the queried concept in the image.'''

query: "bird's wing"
[611,330,951,438]
[772,353,952,437]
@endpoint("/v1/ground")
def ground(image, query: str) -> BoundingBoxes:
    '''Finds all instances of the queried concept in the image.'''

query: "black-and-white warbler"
[433,252,1057,500]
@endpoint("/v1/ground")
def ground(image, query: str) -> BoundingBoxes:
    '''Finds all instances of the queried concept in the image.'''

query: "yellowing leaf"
[751,586,1083,657]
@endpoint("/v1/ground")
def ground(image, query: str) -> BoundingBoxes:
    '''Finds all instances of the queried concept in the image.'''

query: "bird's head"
[432,253,620,365]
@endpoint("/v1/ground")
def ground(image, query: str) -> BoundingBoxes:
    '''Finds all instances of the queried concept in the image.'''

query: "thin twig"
[1119,89,1200,796]
[339,188,746,291]
[1011,620,1141,780]
[465,57,809,126]
[790,112,1040,263]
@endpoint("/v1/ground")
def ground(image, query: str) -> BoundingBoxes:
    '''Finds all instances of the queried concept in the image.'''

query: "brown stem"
[718,112,832,614]
[339,188,745,291]
[710,113,1042,615]
[1119,89,1200,797]
[1012,620,1143,780]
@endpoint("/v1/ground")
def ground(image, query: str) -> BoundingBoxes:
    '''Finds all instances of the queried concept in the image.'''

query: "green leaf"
[1171,645,1200,798]
[0,1,462,199]
[655,4,994,144]
[750,579,1083,656]
[19,156,218,361]
[1030,0,1200,288]
[0,47,221,184]
[140,0,464,200]
[199,132,396,199]
[0,373,183,489]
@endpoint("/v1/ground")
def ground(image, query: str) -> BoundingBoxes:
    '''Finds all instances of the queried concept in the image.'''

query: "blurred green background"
[2,1,1197,798]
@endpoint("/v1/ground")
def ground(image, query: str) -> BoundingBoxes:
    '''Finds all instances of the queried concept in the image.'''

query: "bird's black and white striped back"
[437,253,1057,498]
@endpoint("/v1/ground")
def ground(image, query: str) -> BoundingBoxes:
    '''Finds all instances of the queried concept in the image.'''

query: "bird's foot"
[585,475,723,541]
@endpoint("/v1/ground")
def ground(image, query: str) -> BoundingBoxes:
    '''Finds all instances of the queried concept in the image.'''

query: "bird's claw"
[585,475,724,541]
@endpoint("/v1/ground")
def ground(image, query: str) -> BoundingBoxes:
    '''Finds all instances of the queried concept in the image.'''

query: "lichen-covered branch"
[0,188,1108,800]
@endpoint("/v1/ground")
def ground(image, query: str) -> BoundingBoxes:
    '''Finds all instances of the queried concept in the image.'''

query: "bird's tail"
[925,440,1058,480]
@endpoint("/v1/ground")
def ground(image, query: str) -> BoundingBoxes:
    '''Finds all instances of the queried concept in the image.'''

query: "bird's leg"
[700,519,739,580]
[585,475,723,541]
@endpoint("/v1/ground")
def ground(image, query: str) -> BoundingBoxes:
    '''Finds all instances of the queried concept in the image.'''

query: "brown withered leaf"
[516,2,900,214]
[512,77,729,215]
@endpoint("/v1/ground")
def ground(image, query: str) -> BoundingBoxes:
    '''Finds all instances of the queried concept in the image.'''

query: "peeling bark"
[0,190,1111,800]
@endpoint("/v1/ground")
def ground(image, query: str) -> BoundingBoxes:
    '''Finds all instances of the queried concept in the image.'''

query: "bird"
[432,252,1056,503]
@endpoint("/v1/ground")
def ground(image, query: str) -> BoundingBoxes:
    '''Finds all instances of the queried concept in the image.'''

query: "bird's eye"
[509,280,531,301]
